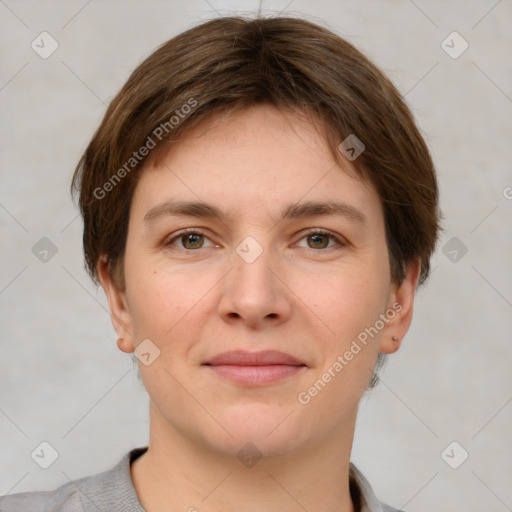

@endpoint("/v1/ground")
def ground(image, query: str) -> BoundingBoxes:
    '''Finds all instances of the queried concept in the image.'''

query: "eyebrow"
[143,199,366,225]
[281,200,366,223]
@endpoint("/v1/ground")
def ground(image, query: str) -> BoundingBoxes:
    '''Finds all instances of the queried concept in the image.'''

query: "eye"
[164,229,216,250]
[296,230,345,250]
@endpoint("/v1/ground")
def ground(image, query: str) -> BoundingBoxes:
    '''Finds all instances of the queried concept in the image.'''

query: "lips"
[204,350,305,366]
[203,350,307,386]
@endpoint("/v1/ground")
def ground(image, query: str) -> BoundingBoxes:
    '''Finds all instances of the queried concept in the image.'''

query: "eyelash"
[164,228,346,251]
[297,228,346,249]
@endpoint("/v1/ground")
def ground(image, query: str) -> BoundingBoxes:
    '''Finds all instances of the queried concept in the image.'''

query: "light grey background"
[1,1,511,511]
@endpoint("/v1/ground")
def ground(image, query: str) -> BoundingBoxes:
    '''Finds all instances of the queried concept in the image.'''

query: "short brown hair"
[72,16,440,287]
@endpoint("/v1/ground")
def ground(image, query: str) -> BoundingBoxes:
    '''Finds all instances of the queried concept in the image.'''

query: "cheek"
[296,270,386,407]
[296,263,389,398]
[125,265,215,344]
[297,264,389,336]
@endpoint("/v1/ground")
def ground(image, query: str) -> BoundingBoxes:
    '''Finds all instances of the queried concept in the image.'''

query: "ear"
[97,256,135,354]
[379,259,421,355]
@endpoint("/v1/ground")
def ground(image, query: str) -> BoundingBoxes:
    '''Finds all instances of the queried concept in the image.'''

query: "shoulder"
[0,480,83,512]
[0,448,147,512]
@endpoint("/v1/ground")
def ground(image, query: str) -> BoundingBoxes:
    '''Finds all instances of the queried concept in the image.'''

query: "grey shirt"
[0,447,403,512]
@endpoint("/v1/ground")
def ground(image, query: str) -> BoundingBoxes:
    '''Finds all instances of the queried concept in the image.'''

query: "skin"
[99,104,420,512]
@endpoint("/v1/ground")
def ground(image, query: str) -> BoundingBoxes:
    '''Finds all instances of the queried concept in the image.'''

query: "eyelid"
[295,228,347,248]
[163,227,347,250]
[163,228,217,249]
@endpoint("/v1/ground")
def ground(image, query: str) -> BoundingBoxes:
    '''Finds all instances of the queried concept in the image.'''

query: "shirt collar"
[350,462,402,512]
[120,449,398,512]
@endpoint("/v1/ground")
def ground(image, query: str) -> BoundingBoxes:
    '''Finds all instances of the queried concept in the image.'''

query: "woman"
[1,16,439,512]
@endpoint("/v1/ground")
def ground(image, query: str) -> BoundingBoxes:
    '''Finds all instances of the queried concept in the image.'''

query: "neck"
[131,404,357,512]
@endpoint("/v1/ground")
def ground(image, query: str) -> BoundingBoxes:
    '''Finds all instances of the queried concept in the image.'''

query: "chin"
[203,402,306,458]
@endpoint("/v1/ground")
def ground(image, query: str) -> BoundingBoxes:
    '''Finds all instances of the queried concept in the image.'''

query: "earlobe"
[379,329,403,355]
[379,259,421,354]
[117,337,134,354]
[97,256,135,353]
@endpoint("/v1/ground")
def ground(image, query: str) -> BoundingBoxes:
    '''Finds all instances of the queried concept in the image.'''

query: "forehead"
[131,105,383,226]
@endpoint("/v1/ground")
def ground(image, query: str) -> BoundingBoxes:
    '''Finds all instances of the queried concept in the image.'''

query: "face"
[101,105,418,458]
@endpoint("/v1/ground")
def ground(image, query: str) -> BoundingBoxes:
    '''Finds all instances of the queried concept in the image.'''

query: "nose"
[217,244,292,330]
